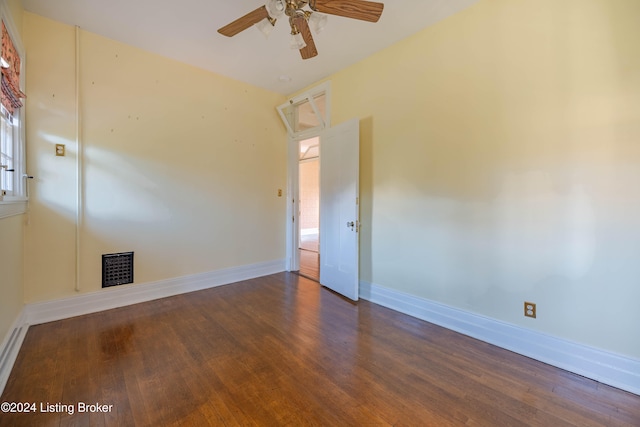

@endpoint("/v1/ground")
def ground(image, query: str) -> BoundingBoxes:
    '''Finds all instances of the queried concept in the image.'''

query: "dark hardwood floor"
[298,249,319,281]
[1,273,638,426]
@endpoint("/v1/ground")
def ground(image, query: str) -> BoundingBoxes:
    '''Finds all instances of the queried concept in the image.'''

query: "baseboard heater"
[102,252,134,288]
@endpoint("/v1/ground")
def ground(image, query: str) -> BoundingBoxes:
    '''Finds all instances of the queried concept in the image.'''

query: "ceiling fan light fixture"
[255,16,276,38]
[218,0,385,60]
[289,31,307,50]
[307,12,327,33]
[266,0,286,19]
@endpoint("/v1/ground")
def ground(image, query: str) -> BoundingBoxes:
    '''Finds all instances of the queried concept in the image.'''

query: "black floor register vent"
[102,252,134,288]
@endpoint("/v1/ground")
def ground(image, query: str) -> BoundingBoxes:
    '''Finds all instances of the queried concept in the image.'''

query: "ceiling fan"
[218,0,384,60]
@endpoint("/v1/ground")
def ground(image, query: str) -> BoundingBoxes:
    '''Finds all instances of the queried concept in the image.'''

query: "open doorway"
[298,137,320,280]
[278,82,360,299]
[278,82,330,277]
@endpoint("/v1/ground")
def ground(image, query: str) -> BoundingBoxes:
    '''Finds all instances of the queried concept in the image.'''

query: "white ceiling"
[22,0,479,95]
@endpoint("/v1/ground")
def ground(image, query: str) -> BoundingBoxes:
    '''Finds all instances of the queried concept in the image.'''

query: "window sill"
[0,198,27,220]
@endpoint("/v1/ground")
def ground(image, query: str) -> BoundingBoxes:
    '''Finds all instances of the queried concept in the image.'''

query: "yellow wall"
[5,0,21,34]
[23,13,287,303]
[327,0,640,358]
[14,0,640,362]
[0,215,24,341]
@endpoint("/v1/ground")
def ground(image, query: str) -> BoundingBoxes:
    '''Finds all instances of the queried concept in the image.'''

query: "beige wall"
[0,0,24,345]
[23,13,287,303]
[326,0,640,358]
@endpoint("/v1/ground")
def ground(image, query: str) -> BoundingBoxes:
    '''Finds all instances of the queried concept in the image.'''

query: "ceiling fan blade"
[294,16,318,60]
[312,0,384,23]
[218,5,270,37]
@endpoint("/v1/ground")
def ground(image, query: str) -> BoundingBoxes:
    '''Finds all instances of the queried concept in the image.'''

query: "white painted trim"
[0,199,26,219]
[360,280,640,396]
[277,81,331,139]
[0,0,27,201]
[0,307,28,395]
[283,81,331,273]
[26,259,285,326]
[285,134,299,272]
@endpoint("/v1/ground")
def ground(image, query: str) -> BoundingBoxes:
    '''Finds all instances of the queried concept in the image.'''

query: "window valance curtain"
[1,20,25,115]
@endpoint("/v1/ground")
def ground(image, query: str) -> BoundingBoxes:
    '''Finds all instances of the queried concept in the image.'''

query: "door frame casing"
[285,133,322,272]
[282,83,331,273]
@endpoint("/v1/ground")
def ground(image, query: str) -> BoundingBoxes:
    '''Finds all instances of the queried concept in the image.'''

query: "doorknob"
[346,221,354,230]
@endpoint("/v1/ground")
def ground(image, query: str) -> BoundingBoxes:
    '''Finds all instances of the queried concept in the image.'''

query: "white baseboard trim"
[0,307,29,396]
[360,280,640,396]
[26,259,285,326]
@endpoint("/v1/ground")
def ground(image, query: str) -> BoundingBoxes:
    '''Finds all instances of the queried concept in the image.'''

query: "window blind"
[1,20,25,115]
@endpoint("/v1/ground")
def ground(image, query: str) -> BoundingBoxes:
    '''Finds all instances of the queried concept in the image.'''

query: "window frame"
[0,1,27,219]
[277,81,331,139]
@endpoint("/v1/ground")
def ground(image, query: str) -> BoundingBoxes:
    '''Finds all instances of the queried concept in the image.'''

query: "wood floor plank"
[299,249,319,280]
[1,272,638,427]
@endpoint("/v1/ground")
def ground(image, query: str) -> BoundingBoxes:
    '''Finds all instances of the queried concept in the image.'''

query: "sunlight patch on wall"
[83,145,172,223]
[32,131,76,218]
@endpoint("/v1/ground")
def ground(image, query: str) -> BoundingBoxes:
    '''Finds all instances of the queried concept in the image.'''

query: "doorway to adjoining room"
[298,136,320,280]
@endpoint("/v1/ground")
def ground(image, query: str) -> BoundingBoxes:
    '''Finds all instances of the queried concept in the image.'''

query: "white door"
[320,119,359,301]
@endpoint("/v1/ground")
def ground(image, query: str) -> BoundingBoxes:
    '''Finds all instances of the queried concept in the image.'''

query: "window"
[1,105,16,197]
[277,82,330,138]
[0,3,26,218]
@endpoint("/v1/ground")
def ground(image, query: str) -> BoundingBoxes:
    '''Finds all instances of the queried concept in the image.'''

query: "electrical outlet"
[56,144,65,156]
[524,302,536,318]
